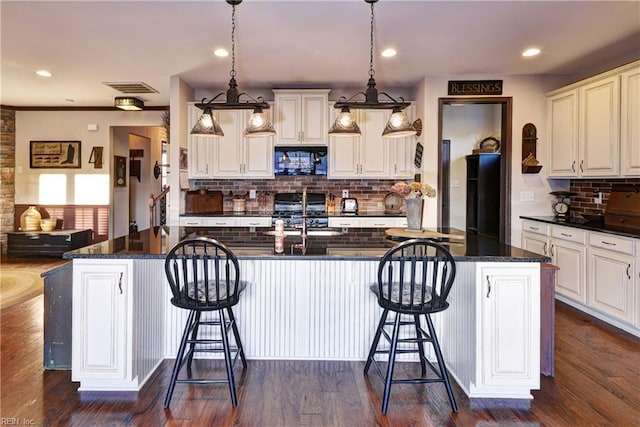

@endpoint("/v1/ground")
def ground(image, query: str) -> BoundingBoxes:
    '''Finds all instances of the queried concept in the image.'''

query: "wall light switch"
[16,166,23,174]
[520,191,535,202]
[451,179,460,188]
[249,189,256,199]
[594,192,603,204]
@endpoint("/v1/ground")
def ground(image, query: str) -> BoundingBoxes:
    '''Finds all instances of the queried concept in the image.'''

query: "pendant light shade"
[382,107,418,138]
[244,107,276,137]
[328,107,361,137]
[330,0,416,138]
[191,0,275,138]
[190,108,224,137]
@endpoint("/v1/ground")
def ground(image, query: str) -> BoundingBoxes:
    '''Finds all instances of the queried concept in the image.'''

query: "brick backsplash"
[569,178,640,220]
[190,177,408,212]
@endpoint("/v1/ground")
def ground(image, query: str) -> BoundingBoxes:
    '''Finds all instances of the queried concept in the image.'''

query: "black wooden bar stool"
[164,236,248,408]
[364,238,458,414]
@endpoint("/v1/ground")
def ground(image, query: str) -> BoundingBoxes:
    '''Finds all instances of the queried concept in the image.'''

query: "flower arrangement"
[391,181,436,199]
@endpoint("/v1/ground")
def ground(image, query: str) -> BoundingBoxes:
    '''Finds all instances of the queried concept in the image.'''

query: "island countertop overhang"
[63,226,551,263]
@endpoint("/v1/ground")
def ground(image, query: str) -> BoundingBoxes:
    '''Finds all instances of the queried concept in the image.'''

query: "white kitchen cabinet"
[329,108,414,179]
[637,240,640,329]
[180,216,272,227]
[212,109,274,178]
[273,89,329,146]
[521,220,550,257]
[478,264,540,388]
[187,103,274,179]
[547,75,619,177]
[188,104,213,178]
[578,75,620,176]
[228,216,272,227]
[328,216,406,228]
[620,65,640,176]
[587,232,635,324]
[72,260,132,382]
[549,225,587,303]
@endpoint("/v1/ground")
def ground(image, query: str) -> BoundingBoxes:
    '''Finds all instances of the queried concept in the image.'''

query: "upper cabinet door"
[621,66,640,176]
[547,90,579,177]
[188,103,213,178]
[579,75,620,176]
[358,109,390,178]
[273,90,329,145]
[213,110,243,177]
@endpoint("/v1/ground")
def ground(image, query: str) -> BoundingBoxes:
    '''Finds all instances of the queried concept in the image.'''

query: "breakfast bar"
[64,226,550,406]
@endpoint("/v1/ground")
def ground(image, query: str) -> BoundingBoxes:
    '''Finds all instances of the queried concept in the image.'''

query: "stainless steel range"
[272,192,328,228]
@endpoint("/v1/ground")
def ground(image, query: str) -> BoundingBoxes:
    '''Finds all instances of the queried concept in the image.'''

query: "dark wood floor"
[1,259,639,426]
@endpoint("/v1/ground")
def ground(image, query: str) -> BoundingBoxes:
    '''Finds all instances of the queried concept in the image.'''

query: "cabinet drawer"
[589,232,635,255]
[328,217,361,228]
[180,217,204,226]
[205,218,237,227]
[522,220,550,235]
[359,217,406,228]
[234,217,272,227]
[551,225,586,244]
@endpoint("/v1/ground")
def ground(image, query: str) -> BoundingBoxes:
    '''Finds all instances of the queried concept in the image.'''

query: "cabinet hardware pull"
[531,226,539,230]
[486,276,491,298]
[543,242,548,255]
[550,245,554,256]
[626,264,631,280]
[579,160,584,173]
[118,272,123,294]
[560,232,572,237]
[571,161,576,173]
[601,240,616,246]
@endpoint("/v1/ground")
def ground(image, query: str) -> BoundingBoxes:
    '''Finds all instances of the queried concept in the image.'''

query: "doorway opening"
[437,97,512,244]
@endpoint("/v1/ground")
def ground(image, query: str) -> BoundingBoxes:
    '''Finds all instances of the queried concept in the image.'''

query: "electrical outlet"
[594,192,603,204]
[249,189,256,199]
[342,189,349,198]
[520,191,535,202]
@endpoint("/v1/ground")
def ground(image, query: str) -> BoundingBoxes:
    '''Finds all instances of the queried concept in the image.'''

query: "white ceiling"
[2,0,639,108]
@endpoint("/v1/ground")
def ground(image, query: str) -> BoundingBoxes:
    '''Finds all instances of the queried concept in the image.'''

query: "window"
[39,175,66,204]
[75,175,109,205]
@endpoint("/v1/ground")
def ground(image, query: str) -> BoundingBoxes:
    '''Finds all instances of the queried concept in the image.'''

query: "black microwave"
[274,146,328,176]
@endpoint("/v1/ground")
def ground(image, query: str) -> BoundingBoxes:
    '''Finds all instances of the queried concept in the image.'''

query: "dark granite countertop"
[521,216,640,239]
[180,211,406,218]
[64,226,550,262]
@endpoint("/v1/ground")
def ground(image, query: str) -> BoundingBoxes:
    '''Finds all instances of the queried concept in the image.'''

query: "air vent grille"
[103,81,158,94]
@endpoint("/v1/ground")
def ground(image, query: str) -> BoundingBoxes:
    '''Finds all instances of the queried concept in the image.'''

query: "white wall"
[15,110,164,237]
[417,74,567,245]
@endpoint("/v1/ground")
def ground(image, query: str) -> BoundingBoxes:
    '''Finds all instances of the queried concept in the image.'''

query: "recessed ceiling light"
[35,69,52,77]
[213,48,229,57]
[522,48,541,57]
[381,48,397,58]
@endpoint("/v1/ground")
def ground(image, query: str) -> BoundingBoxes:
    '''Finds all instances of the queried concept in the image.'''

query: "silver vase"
[405,198,423,231]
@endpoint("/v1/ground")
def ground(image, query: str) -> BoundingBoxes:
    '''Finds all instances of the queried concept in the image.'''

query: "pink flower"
[391,181,436,199]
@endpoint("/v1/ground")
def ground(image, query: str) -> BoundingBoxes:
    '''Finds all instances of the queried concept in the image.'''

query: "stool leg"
[165,310,196,408]
[227,307,247,369]
[364,309,389,374]
[424,314,457,412]
[414,314,427,376]
[381,312,402,415]
[186,311,202,371]
[219,309,238,407]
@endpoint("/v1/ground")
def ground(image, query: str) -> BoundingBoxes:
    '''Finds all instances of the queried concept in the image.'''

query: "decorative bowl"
[40,218,57,231]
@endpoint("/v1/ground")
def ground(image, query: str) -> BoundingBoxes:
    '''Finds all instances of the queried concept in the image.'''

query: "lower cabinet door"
[588,247,635,323]
[72,261,131,381]
[551,239,587,303]
[479,264,540,387]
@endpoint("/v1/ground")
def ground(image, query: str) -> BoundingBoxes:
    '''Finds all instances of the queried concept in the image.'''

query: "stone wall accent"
[0,108,16,255]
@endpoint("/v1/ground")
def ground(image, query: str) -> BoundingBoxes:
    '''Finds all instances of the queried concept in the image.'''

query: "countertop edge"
[520,216,640,239]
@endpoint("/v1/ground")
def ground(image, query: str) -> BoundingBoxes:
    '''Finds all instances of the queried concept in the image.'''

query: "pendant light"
[190,0,275,138]
[329,0,416,139]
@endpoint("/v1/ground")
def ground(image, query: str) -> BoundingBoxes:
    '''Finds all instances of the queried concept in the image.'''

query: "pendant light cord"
[369,1,375,79]
[230,3,237,79]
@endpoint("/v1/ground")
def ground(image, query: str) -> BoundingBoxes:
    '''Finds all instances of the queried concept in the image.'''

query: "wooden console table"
[7,229,92,258]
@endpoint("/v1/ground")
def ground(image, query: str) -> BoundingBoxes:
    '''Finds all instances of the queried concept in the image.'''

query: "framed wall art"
[30,140,81,168]
[114,155,127,187]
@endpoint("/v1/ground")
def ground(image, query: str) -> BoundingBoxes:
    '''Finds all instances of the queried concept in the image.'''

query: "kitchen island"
[64,226,550,407]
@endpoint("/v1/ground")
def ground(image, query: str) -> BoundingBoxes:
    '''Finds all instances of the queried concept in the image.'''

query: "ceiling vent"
[103,81,158,94]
